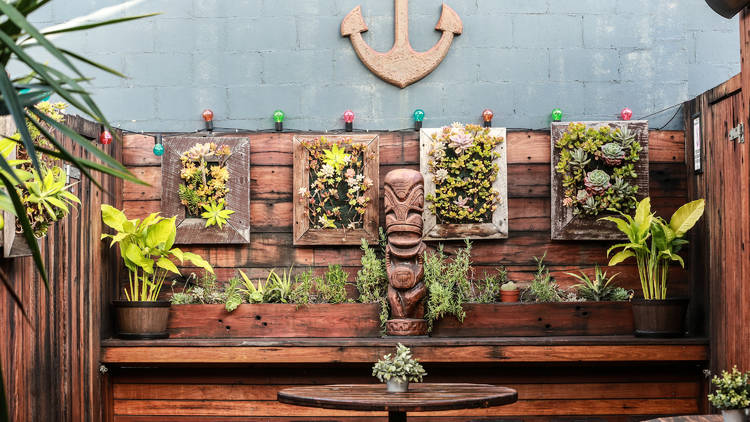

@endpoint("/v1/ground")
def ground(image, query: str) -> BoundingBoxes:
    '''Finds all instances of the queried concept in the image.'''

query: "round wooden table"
[278,383,518,422]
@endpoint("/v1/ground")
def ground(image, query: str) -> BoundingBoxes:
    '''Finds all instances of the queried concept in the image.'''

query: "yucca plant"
[0,2,156,419]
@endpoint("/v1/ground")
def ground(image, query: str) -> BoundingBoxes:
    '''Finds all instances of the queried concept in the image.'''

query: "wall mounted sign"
[692,113,703,174]
[341,0,463,88]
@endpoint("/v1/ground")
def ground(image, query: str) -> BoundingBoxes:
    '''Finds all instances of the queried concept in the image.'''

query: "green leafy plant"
[501,281,518,291]
[319,264,350,304]
[424,240,473,331]
[568,265,631,302]
[169,273,231,306]
[372,343,427,384]
[356,239,389,329]
[179,142,233,222]
[425,123,503,224]
[520,253,565,303]
[201,199,234,229]
[555,123,641,217]
[472,266,507,303]
[264,267,296,304]
[299,137,373,230]
[238,270,267,304]
[290,269,316,305]
[706,366,750,410]
[100,205,214,301]
[603,197,705,300]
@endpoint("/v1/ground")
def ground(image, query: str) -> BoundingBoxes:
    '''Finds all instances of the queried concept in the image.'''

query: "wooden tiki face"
[384,169,424,249]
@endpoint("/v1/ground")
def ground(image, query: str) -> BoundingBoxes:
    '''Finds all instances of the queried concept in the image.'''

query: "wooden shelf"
[101,336,709,365]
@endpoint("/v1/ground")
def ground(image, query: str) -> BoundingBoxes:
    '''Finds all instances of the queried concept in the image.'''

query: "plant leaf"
[669,199,705,237]
[608,250,635,266]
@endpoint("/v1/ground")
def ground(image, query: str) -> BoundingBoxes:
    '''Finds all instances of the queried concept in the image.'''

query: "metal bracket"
[64,164,81,184]
[729,122,745,144]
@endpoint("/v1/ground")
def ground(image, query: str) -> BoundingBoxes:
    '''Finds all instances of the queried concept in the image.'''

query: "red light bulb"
[620,107,633,121]
[343,110,355,132]
[482,109,494,127]
[99,130,113,145]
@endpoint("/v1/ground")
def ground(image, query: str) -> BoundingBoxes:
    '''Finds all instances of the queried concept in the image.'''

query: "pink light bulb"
[620,107,633,121]
[343,110,355,123]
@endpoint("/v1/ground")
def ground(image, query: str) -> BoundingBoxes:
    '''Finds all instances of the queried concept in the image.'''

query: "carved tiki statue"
[384,169,427,336]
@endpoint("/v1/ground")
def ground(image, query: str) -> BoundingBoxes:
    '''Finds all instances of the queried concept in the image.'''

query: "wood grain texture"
[551,121,650,240]
[277,383,517,412]
[161,136,251,244]
[420,127,508,240]
[0,115,121,422]
[292,134,380,245]
[168,304,382,338]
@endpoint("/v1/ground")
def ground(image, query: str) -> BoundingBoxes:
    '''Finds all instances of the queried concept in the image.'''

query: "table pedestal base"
[388,411,406,422]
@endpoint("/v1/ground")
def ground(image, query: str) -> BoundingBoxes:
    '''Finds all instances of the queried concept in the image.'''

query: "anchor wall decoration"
[341,0,463,89]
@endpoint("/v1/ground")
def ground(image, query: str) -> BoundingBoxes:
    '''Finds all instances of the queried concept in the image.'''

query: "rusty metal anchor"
[341,0,463,89]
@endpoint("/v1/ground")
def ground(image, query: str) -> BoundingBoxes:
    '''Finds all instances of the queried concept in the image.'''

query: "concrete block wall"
[19,0,740,131]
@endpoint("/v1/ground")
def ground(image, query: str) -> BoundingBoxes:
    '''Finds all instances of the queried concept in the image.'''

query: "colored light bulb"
[551,108,563,122]
[482,109,494,128]
[620,107,633,121]
[202,109,214,131]
[153,134,164,156]
[343,110,355,123]
[99,130,113,145]
[273,110,285,131]
[413,109,425,131]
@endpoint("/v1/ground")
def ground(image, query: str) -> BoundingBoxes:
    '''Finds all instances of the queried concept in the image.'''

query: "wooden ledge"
[101,336,708,365]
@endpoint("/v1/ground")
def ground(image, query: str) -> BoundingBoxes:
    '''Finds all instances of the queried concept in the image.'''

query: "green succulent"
[201,200,235,229]
[581,196,599,215]
[612,127,637,148]
[569,148,591,168]
[568,265,631,302]
[584,170,611,195]
[601,142,625,166]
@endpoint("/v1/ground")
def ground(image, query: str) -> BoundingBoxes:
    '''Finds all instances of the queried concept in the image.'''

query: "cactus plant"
[584,170,611,195]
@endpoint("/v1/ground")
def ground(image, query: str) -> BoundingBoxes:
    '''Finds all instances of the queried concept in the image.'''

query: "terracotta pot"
[113,300,170,339]
[500,290,520,303]
[631,297,688,338]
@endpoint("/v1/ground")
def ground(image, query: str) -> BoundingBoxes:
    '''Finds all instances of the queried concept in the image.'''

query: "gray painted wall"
[21,0,740,131]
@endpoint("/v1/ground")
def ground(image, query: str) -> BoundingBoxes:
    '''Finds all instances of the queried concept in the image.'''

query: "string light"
[153,134,164,156]
[202,109,214,131]
[551,108,563,122]
[620,107,633,121]
[343,110,355,132]
[482,109,494,128]
[413,109,425,131]
[99,129,113,145]
[273,110,285,132]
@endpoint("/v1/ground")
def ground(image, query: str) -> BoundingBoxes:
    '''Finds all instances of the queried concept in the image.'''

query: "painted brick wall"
[20,0,740,131]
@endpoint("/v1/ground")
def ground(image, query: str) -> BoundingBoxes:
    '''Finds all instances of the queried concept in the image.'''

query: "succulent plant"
[584,169,611,195]
[576,189,589,202]
[581,196,599,215]
[569,148,591,168]
[611,176,631,195]
[612,127,637,148]
[601,142,625,166]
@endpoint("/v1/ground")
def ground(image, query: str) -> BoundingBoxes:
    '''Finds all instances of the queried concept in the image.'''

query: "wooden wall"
[121,129,689,300]
[0,116,122,421]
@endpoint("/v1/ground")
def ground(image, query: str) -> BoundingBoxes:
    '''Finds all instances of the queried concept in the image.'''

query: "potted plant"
[500,281,519,302]
[707,366,750,422]
[603,197,705,337]
[372,343,426,393]
[568,265,631,302]
[101,204,213,339]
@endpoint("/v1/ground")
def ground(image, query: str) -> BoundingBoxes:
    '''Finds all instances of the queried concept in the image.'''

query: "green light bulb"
[273,110,285,123]
[413,109,425,122]
[551,108,563,122]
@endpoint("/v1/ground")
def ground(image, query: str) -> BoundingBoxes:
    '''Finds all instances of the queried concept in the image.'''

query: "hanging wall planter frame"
[551,121,649,240]
[161,136,251,244]
[420,126,508,241]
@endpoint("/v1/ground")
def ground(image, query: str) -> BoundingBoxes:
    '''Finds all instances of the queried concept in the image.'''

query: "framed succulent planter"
[420,124,508,241]
[162,136,251,244]
[551,121,649,240]
[293,134,379,246]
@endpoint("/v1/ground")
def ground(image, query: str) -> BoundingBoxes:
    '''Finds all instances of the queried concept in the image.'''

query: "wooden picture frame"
[419,127,508,241]
[550,121,649,240]
[162,136,251,244]
[292,134,379,246]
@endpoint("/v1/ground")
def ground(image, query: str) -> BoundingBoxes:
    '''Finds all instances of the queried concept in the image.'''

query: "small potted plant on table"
[372,344,426,393]
[707,366,750,422]
[604,197,705,337]
[101,205,213,339]
[500,281,519,302]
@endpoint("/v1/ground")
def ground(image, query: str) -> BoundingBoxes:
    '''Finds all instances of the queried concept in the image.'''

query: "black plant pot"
[113,300,171,340]
[632,297,688,338]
